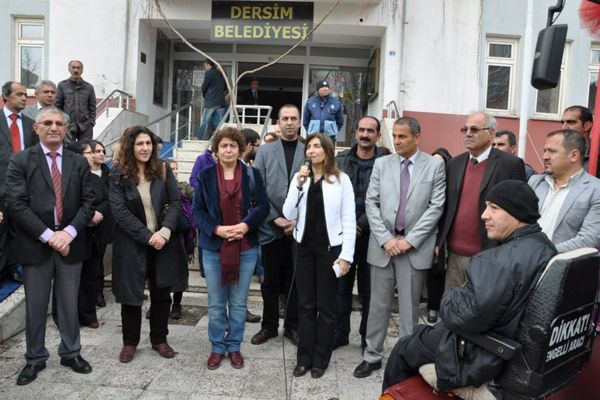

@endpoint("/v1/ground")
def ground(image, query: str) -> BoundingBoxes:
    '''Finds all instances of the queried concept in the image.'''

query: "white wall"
[48,0,128,97]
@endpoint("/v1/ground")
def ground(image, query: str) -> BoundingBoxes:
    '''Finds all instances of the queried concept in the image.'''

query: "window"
[15,19,44,90]
[588,46,600,111]
[535,44,569,117]
[153,30,170,107]
[485,39,517,113]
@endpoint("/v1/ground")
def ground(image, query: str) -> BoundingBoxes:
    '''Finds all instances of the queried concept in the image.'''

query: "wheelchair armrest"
[460,332,523,361]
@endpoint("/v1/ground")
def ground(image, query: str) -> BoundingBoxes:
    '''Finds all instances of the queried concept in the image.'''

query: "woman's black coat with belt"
[109,164,183,306]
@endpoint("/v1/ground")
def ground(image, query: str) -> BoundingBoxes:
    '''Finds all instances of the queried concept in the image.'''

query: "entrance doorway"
[236,62,303,124]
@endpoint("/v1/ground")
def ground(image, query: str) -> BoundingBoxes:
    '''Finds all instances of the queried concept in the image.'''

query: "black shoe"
[170,304,182,320]
[283,329,300,346]
[311,367,325,379]
[427,310,438,324]
[95,292,106,308]
[333,336,349,350]
[353,360,382,378]
[16,363,46,385]
[251,329,278,345]
[293,365,310,377]
[60,356,92,374]
[146,308,151,319]
[246,310,261,323]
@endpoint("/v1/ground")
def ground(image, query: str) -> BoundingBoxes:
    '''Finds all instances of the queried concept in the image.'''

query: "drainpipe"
[122,0,130,95]
[398,0,408,117]
[517,0,534,159]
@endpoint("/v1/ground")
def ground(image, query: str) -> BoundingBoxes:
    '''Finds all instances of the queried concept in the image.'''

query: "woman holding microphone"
[283,133,356,379]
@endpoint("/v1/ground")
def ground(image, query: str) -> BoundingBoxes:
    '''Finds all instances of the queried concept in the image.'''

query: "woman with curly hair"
[109,126,184,363]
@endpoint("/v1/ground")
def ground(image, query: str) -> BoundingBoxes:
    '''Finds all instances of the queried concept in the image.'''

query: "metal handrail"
[95,89,133,120]
[219,105,273,140]
[146,102,194,153]
[385,100,400,120]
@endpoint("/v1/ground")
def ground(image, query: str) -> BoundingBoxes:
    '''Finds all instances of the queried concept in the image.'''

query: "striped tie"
[49,152,64,225]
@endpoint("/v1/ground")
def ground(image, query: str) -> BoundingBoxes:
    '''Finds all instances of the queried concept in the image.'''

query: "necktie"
[49,152,64,225]
[395,159,411,232]
[9,114,21,154]
[253,91,257,102]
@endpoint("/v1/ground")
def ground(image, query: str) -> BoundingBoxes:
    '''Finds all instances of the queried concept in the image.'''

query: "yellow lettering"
[214,25,224,38]
[244,25,252,37]
[230,6,241,19]
[271,25,282,39]
[302,24,309,39]
[281,6,293,20]
[242,6,251,19]
[252,6,261,20]
[291,26,302,39]
[262,6,272,20]
[225,25,234,38]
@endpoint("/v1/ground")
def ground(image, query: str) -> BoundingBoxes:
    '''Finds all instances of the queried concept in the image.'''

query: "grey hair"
[68,60,83,68]
[34,80,56,93]
[36,106,70,125]
[470,111,497,130]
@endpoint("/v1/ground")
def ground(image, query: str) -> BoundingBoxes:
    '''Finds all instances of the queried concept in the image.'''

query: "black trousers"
[295,243,340,369]
[96,246,107,296]
[121,251,171,346]
[427,247,447,311]
[336,233,370,342]
[78,244,101,325]
[382,324,446,392]
[70,125,93,142]
[260,237,298,332]
[0,201,7,279]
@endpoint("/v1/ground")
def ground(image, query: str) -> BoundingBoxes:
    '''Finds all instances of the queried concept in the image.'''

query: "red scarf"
[216,162,242,285]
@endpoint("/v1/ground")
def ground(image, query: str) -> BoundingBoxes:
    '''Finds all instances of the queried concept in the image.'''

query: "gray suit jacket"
[254,139,305,245]
[22,104,38,121]
[366,151,446,269]
[529,171,600,252]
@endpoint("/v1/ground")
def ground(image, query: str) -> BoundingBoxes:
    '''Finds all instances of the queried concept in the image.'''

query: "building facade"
[1,0,597,168]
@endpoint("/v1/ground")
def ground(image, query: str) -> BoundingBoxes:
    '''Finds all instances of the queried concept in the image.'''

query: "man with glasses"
[0,81,38,284]
[560,105,599,177]
[6,107,95,385]
[437,111,526,291]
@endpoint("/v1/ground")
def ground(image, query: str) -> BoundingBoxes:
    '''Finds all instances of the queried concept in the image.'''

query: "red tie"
[49,152,64,225]
[9,113,22,153]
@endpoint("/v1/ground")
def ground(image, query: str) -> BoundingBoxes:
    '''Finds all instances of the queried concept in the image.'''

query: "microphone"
[298,159,312,187]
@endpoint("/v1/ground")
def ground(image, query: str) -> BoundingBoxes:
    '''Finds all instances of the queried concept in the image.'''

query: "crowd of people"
[0,72,599,397]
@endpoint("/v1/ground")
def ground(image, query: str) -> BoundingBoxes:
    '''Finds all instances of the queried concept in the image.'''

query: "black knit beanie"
[485,180,540,224]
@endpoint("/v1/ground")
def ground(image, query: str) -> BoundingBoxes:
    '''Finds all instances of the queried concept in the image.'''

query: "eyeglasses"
[460,126,491,134]
[38,120,67,127]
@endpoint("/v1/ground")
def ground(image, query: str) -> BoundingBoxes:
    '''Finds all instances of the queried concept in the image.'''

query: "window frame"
[484,38,518,115]
[14,18,45,94]
[534,43,569,119]
[588,45,600,112]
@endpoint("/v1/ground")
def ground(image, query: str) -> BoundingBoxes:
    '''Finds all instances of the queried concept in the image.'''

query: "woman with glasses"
[282,133,356,379]
[192,127,269,370]
[110,126,184,363]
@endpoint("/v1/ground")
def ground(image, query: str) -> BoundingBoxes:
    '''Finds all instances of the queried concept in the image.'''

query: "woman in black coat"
[109,126,184,363]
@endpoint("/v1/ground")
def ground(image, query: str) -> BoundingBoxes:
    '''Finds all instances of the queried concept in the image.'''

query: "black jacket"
[335,144,390,231]
[5,144,95,264]
[201,67,227,108]
[109,164,184,306]
[55,78,97,131]
[435,224,557,391]
[437,148,526,250]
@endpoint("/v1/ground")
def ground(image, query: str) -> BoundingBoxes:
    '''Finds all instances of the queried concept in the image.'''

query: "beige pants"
[444,251,471,292]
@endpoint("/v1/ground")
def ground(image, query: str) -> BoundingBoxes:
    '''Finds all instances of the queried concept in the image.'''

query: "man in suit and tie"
[353,117,446,378]
[437,111,526,291]
[0,81,38,283]
[251,104,304,346]
[5,106,95,385]
[238,78,262,124]
[23,80,57,121]
[529,129,600,252]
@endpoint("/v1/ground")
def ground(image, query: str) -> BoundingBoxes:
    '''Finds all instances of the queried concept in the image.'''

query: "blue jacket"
[192,162,269,251]
[202,66,227,108]
[302,94,344,137]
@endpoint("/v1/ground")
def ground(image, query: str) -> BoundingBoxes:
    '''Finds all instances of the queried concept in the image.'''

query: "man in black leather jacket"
[382,180,557,392]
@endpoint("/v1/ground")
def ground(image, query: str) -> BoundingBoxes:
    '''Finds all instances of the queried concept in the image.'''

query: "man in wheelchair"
[382,180,558,394]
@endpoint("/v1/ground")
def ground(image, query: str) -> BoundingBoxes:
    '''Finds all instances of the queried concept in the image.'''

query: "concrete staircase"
[173,140,210,184]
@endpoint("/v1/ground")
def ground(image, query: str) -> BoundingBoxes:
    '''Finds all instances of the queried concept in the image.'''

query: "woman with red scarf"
[192,128,269,370]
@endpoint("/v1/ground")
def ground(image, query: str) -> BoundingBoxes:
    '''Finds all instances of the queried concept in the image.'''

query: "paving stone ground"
[0,290,404,400]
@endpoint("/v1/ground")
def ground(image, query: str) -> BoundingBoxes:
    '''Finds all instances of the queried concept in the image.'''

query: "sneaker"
[427,310,438,324]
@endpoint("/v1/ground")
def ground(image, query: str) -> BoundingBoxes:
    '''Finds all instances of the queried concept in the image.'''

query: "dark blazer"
[85,173,111,255]
[55,78,96,131]
[239,89,260,105]
[5,144,95,264]
[0,113,37,201]
[192,162,269,251]
[438,148,526,250]
[109,164,183,305]
[201,67,227,108]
